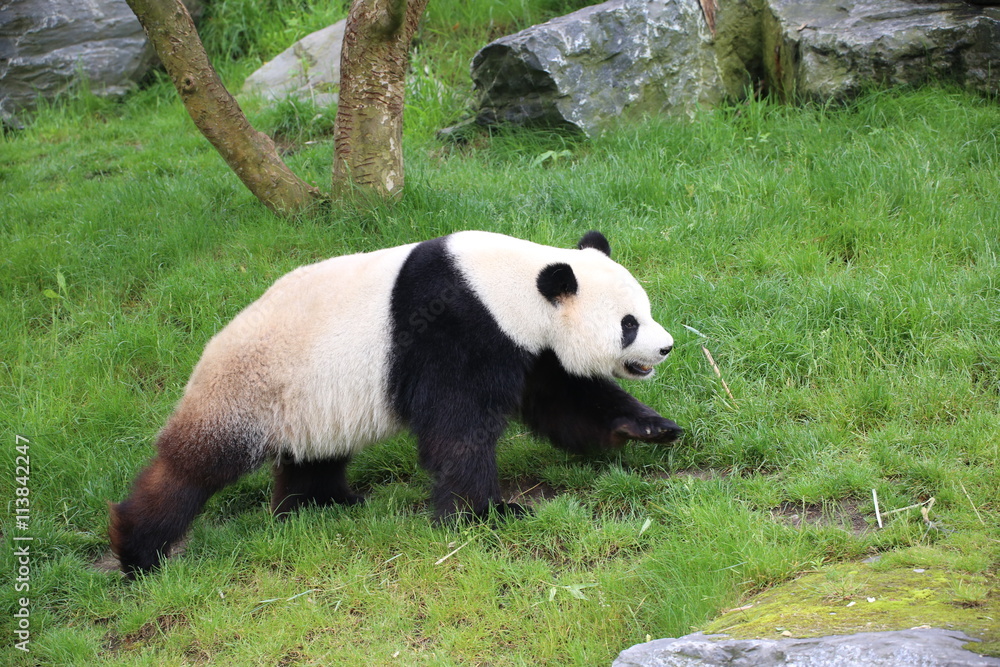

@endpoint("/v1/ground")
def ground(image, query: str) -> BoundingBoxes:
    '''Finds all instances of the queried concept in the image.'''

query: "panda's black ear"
[577,230,611,257]
[537,263,578,304]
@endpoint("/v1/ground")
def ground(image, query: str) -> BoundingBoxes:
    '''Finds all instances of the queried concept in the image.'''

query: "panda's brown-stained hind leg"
[109,422,264,579]
[109,457,215,578]
[270,456,363,516]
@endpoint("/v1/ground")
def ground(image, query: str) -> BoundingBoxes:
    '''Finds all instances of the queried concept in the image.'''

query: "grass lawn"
[2,1,999,664]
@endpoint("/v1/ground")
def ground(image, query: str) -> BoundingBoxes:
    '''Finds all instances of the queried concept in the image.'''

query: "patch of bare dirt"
[663,468,729,481]
[770,499,871,536]
[501,477,558,507]
[105,613,188,654]
[91,550,121,573]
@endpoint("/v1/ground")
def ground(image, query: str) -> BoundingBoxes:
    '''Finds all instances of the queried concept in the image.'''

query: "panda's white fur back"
[179,243,415,462]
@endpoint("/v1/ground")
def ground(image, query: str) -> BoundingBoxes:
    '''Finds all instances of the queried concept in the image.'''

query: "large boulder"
[469,0,1000,134]
[613,629,1000,667]
[0,0,204,121]
[240,19,345,107]
[764,0,1000,102]
[470,0,728,135]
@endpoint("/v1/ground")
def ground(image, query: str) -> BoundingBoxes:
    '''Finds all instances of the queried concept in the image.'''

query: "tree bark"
[126,0,323,215]
[332,0,428,198]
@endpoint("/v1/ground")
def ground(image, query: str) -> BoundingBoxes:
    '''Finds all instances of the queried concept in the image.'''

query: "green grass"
[2,0,1000,664]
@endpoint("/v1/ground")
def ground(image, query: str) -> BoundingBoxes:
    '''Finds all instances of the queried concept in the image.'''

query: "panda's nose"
[660,345,673,357]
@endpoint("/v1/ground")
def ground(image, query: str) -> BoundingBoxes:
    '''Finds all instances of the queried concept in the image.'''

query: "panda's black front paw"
[612,416,683,444]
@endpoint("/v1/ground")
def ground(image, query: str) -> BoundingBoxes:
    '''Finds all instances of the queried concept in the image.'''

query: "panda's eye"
[621,315,639,348]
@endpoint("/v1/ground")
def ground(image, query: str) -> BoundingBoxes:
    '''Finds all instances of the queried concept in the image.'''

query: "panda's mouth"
[623,361,654,378]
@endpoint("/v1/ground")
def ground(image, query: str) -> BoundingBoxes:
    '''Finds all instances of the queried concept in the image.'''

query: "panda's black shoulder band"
[577,231,611,257]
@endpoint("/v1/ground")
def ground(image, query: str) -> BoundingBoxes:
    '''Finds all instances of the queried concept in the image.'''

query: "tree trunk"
[332,0,428,199]
[126,0,323,215]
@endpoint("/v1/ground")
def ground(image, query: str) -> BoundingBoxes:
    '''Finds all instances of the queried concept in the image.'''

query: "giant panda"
[110,230,682,577]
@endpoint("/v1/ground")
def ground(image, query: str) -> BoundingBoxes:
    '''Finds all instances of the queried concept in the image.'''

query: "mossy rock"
[704,561,1000,657]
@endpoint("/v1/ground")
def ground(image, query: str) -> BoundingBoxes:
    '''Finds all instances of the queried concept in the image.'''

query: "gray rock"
[470,0,727,136]
[0,0,204,121]
[468,0,1000,134]
[763,0,1000,102]
[240,19,345,107]
[613,629,1000,667]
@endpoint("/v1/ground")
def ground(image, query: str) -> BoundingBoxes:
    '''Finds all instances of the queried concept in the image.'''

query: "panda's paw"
[338,492,366,506]
[469,501,531,524]
[612,416,683,444]
[272,491,365,517]
[492,501,530,519]
[436,500,530,525]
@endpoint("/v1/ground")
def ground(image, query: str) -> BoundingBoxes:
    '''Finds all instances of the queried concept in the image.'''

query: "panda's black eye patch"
[621,315,639,348]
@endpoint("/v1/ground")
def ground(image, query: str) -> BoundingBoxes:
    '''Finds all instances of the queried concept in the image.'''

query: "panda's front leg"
[416,427,524,521]
[521,350,682,455]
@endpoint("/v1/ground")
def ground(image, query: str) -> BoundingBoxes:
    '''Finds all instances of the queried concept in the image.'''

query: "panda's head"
[537,231,674,380]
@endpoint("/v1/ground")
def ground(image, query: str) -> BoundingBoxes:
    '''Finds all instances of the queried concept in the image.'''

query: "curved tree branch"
[126,0,324,215]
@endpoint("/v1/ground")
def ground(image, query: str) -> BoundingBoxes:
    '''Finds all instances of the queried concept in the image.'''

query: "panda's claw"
[613,416,683,444]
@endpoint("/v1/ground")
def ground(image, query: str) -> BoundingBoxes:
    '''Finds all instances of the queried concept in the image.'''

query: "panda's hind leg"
[521,350,682,455]
[270,456,363,516]
[109,417,265,578]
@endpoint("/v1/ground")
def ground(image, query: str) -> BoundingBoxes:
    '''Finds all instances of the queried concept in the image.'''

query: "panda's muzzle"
[624,361,655,377]
[623,346,672,378]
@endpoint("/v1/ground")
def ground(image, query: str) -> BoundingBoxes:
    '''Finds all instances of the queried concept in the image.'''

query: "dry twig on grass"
[702,346,738,408]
